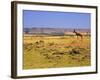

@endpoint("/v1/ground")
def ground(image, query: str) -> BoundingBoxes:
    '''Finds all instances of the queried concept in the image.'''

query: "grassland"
[23,35,91,69]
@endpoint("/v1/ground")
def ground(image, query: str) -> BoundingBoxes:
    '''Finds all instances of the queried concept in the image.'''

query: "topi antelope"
[73,29,83,39]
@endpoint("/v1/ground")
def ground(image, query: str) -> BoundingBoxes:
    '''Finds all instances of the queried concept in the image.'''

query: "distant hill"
[24,27,90,35]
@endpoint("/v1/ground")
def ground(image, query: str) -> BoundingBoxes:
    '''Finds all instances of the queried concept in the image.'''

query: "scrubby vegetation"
[23,35,91,69]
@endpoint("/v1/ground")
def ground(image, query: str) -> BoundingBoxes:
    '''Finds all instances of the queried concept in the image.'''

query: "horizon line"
[24,27,90,29]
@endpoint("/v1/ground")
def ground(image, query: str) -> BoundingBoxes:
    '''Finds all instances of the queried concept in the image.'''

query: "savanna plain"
[23,34,91,69]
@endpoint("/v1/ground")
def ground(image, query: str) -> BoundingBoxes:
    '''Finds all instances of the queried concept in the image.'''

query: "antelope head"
[73,29,76,33]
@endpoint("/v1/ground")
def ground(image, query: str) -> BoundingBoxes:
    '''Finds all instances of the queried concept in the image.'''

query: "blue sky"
[23,10,91,29]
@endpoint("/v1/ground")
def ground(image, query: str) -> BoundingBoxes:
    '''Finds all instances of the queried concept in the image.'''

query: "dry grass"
[23,35,91,69]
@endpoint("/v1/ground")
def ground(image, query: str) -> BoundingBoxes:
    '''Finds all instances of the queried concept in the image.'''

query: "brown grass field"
[23,34,91,69]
